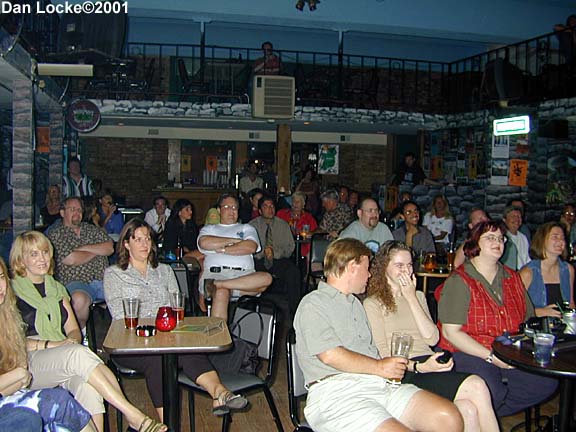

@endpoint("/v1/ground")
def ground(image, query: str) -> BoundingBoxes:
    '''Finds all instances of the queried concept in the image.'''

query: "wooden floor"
[94,297,563,432]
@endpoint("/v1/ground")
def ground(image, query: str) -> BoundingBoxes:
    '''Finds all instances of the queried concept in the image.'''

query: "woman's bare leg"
[454,375,499,432]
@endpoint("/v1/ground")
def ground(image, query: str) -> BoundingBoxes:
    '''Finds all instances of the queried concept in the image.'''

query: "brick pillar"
[12,79,34,234]
[49,108,64,188]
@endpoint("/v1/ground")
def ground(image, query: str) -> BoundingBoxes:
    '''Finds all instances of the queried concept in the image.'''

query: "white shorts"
[199,267,256,298]
[304,373,420,432]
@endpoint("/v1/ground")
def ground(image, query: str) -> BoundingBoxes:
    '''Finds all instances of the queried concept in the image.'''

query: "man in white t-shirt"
[339,198,393,253]
[197,193,272,319]
[501,206,530,270]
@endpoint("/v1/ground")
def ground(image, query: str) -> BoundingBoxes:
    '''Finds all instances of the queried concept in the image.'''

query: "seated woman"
[98,193,124,236]
[239,188,264,223]
[103,219,248,421]
[9,231,167,432]
[276,191,317,258]
[519,221,575,317]
[163,199,203,266]
[436,221,557,417]
[40,185,62,227]
[0,256,95,432]
[559,203,576,247]
[423,194,454,255]
[364,241,498,432]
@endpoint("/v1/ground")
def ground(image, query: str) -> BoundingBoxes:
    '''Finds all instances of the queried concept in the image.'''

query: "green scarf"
[12,275,68,342]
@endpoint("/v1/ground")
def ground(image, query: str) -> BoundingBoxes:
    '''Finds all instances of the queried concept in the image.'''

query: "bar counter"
[152,187,236,225]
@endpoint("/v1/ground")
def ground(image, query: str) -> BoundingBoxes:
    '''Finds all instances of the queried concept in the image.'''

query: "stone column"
[12,79,34,234]
[276,124,291,191]
[48,107,64,188]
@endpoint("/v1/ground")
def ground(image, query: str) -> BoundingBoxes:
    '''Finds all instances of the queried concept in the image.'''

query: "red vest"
[437,265,526,352]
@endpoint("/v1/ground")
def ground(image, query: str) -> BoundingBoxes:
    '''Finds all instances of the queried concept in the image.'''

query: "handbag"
[209,309,264,375]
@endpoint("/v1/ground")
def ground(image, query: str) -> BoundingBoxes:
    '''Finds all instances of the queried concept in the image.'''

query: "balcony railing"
[4,12,574,113]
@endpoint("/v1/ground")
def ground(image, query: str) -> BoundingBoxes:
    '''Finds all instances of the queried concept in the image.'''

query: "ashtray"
[135,325,156,337]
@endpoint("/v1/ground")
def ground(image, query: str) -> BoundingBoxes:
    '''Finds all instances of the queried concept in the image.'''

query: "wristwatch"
[484,352,494,364]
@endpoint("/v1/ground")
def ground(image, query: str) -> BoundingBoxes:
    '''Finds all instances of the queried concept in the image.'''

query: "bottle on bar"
[176,237,183,260]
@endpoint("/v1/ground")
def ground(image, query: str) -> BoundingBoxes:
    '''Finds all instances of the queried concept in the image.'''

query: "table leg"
[162,354,180,432]
[558,378,574,432]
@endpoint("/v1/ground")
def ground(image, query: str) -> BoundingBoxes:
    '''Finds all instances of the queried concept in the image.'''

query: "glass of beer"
[390,332,413,384]
[122,298,140,329]
[170,292,185,322]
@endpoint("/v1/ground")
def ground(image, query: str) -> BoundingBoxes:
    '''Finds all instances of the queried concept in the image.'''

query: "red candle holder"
[155,306,177,332]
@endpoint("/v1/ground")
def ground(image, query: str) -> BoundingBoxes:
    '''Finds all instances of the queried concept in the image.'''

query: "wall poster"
[318,144,339,175]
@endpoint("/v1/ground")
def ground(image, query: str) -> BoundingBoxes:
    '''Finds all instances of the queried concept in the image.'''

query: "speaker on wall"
[58,2,127,58]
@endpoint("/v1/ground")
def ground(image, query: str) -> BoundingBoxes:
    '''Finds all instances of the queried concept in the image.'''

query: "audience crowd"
[1,159,576,431]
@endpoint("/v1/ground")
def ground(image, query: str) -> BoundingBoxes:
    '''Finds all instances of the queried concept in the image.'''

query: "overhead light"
[493,115,530,136]
[36,63,93,77]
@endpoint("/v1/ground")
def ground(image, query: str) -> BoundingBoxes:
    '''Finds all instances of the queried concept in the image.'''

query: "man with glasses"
[47,197,113,330]
[339,198,393,253]
[392,201,435,255]
[197,193,272,320]
[249,195,301,317]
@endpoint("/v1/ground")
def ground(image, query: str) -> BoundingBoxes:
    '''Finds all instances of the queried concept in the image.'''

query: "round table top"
[492,338,576,379]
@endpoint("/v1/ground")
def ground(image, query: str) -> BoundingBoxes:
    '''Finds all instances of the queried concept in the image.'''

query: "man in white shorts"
[197,193,272,320]
[294,238,464,432]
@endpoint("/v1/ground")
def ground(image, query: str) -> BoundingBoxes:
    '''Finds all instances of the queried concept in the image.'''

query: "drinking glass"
[300,224,311,239]
[423,253,437,272]
[390,333,413,384]
[533,333,555,365]
[170,292,185,322]
[122,298,140,329]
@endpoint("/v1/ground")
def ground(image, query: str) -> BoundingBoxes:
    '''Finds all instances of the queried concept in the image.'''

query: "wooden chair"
[179,297,283,432]
[287,329,313,432]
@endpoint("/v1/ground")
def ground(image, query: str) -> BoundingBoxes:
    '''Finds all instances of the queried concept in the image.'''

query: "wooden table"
[103,317,232,431]
[493,338,576,432]
[415,270,450,295]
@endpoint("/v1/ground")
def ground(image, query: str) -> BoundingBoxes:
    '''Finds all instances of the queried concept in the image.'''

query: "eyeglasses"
[362,208,380,214]
[220,205,238,211]
[404,209,419,215]
[481,234,507,244]
[564,212,575,216]
[64,207,83,213]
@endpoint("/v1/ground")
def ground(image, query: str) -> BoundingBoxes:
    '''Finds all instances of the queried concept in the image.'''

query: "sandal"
[138,416,167,432]
[212,391,248,416]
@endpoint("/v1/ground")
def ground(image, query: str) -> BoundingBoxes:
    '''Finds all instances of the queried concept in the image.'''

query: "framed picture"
[318,144,339,175]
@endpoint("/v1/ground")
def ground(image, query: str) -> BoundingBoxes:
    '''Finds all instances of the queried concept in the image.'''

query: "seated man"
[144,196,171,241]
[197,193,272,320]
[318,189,354,240]
[339,198,393,253]
[47,197,113,330]
[500,206,530,270]
[392,201,435,255]
[249,195,302,317]
[294,238,464,432]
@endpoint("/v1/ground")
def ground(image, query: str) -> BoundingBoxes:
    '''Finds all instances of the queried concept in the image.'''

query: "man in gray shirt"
[339,198,393,253]
[294,238,463,432]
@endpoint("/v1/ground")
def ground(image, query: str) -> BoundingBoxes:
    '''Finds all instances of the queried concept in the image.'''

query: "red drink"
[125,316,138,329]
[174,307,184,322]
[447,251,456,270]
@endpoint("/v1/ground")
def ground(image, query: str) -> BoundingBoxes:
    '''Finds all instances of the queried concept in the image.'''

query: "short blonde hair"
[324,238,371,279]
[10,231,54,278]
[291,191,306,206]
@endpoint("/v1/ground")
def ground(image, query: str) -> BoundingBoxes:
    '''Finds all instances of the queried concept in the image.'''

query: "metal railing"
[5,12,574,112]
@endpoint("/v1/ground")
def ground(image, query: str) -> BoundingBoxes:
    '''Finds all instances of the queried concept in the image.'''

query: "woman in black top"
[163,199,203,265]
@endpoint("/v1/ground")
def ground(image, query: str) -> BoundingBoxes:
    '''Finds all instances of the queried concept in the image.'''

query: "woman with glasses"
[436,221,557,417]
[9,231,167,432]
[519,222,575,317]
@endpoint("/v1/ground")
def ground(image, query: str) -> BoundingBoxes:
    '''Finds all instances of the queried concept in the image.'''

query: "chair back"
[287,329,312,430]
[177,58,190,88]
[231,297,278,380]
[170,260,199,315]
[308,234,330,272]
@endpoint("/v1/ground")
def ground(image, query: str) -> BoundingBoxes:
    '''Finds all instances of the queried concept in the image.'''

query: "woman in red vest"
[436,220,557,417]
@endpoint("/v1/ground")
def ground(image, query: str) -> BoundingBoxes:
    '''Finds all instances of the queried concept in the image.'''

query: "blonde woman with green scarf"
[9,231,167,432]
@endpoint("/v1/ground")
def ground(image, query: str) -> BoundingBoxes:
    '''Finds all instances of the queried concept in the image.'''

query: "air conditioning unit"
[252,76,295,119]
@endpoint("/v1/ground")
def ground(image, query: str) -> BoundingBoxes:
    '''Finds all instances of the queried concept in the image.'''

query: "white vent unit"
[252,76,295,119]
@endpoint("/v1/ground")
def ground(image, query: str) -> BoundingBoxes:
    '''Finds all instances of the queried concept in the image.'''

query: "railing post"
[337,30,344,101]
